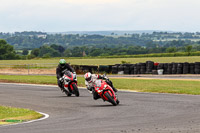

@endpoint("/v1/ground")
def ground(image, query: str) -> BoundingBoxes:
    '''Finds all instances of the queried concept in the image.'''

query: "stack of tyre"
[112,64,119,74]
[167,63,173,74]
[195,62,200,74]
[118,65,124,74]
[130,64,135,74]
[124,64,132,74]
[163,63,168,74]
[80,65,98,74]
[139,63,146,74]
[146,61,154,74]
[80,65,91,73]
[189,63,195,74]
[157,63,164,70]
[183,62,189,74]
[99,65,113,73]
[177,63,183,74]
[110,61,200,75]
[134,63,141,74]
[172,63,178,74]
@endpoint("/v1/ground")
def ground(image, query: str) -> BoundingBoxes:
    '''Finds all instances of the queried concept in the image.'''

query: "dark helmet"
[59,59,66,68]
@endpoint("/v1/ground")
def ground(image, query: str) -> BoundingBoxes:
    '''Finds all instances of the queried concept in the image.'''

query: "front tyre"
[104,92,117,106]
[116,99,120,105]
[72,83,79,97]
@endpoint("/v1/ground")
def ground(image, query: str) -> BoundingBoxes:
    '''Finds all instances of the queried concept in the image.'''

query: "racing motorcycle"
[93,75,119,106]
[62,70,79,97]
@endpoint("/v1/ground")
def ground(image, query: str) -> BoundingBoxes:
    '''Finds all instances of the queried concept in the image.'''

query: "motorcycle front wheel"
[104,91,117,106]
[72,83,79,97]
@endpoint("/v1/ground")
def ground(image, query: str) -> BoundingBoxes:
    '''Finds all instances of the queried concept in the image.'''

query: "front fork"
[103,88,117,101]
[69,82,77,92]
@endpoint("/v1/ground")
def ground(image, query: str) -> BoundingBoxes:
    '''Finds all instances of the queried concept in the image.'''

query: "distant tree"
[71,47,83,57]
[89,48,102,56]
[146,41,157,48]
[50,44,65,53]
[22,49,29,55]
[0,39,18,59]
[31,48,40,57]
[64,49,72,57]
[185,45,192,53]
[39,45,61,57]
[42,53,51,58]
[166,47,176,53]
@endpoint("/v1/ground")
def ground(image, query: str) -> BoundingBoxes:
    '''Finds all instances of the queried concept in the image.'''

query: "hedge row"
[72,61,200,75]
[99,51,200,58]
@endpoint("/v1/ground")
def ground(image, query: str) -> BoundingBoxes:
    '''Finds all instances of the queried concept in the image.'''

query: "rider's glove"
[59,78,63,82]
[86,87,93,94]
[103,75,108,80]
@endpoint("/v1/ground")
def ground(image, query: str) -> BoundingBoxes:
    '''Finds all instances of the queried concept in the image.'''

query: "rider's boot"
[87,87,93,94]
[60,87,65,92]
[64,89,72,96]
[93,91,100,100]
[106,81,118,92]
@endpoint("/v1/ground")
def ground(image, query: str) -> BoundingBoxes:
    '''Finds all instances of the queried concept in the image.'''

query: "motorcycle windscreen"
[95,80,102,87]
[64,71,72,78]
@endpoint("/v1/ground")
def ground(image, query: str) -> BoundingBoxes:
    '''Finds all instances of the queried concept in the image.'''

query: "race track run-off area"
[0,83,200,133]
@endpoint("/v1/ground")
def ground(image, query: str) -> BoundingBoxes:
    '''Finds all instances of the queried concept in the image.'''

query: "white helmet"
[84,72,92,83]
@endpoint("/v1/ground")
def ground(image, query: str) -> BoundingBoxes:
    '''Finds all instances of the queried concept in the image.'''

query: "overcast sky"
[0,0,200,33]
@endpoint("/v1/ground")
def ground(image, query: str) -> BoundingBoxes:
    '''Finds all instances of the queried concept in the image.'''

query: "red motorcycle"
[62,70,79,97]
[93,77,119,106]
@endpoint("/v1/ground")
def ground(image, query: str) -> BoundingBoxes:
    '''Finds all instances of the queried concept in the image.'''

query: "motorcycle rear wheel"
[72,84,79,97]
[104,92,117,106]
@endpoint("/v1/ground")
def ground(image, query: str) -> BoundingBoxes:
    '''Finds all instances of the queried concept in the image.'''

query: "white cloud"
[56,0,122,4]
[0,0,200,32]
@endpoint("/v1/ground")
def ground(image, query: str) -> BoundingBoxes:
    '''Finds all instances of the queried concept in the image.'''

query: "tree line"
[1,31,200,59]
[0,39,199,60]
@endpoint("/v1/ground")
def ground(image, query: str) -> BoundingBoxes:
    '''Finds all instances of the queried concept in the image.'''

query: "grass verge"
[0,56,200,65]
[0,75,200,95]
[0,105,43,125]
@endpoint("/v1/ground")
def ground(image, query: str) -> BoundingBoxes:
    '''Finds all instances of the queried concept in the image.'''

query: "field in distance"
[0,56,200,65]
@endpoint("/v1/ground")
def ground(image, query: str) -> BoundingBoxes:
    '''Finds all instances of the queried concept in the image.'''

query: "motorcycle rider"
[56,59,75,94]
[84,72,118,100]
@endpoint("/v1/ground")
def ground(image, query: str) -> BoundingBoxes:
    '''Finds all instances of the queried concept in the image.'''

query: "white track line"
[0,82,134,92]
[0,82,196,97]
[0,112,49,127]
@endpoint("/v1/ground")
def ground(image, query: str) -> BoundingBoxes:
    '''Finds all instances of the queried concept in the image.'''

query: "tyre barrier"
[172,63,178,74]
[99,65,110,73]
[72,61,200,75]
[112,65,118,74]
[146,61,154,74]
[190,63,195,74]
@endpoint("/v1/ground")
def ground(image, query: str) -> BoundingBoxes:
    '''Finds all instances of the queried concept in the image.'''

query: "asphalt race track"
[0,83,200,133]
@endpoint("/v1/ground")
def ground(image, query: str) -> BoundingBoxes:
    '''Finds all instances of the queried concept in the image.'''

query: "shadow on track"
[47,95,90,98]
[85,103,125,107]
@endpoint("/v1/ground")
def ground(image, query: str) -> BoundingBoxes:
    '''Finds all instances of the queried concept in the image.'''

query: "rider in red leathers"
[84,72,117,100]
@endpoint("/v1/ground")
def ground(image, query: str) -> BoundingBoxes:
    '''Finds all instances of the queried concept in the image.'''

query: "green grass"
[111,78,200,95]
[0,56,200,65]
[0,75,58,85]
[0,75,200,95]
[0,105,43,125]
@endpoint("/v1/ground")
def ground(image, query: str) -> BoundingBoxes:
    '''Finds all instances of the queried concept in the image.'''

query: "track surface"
[0,83,200,133]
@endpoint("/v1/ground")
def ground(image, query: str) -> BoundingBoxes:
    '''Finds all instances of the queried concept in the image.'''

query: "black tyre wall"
[195,62,200,74]
[112,66,118,74]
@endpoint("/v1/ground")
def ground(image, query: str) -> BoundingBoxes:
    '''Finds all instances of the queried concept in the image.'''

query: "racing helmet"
[84,72,92,83]
[59,59,66,68]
